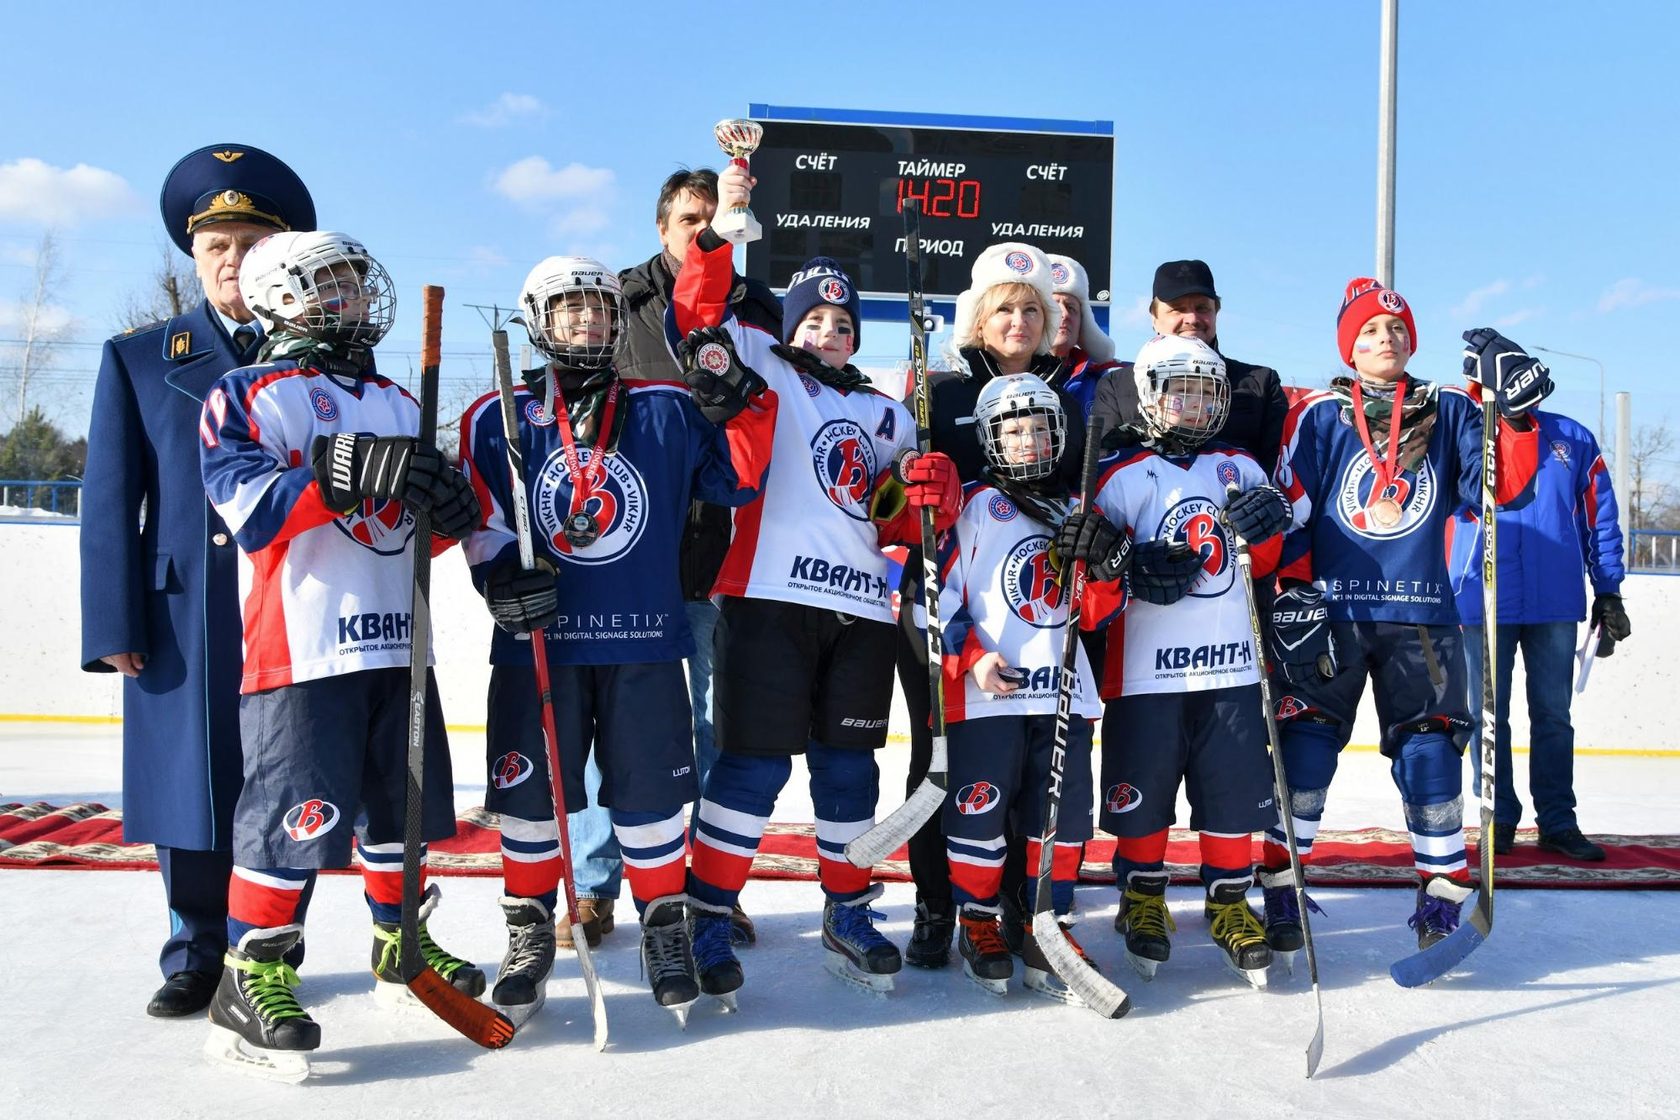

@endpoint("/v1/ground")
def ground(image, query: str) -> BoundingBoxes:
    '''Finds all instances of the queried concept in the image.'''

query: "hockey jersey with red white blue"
[459,381,769,665]
[199,360,432,692]
[667,240,915,624]
[937,483,1120,722]
[1092,443,1278,698]
[1275,379,1538,626]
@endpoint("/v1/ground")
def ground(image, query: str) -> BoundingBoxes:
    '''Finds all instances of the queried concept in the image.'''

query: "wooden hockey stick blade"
[844,774,946,868]
[1029,910,1130,1019]
[407,966,516,1048]
[572,929,609,1051]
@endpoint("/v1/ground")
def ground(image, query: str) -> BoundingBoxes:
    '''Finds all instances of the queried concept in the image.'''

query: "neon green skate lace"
[1121,888,1177,940]
[373,923,473,982]
[228,954,308,1021]
[1207,899,1268,951]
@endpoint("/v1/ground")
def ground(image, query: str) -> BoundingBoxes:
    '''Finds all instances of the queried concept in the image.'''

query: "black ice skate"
[490,896,556,1027]
[957,905,1013,996]
[371,883,486,1008]
[1408,875,1472,950]
[1204,877,1272,989]
[203,924,318,1083]
[904,900,955,970]
[1115,871,1175,980]
[1258,866,1323,974]
[1018,919,1097,1006]
[641,895,700,1027]
[821,884,902,995]
[690,901,744,1012]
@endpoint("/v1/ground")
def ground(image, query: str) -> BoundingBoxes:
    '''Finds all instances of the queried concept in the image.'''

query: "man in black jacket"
[595,167,780,947]
[1089,260,1287,471]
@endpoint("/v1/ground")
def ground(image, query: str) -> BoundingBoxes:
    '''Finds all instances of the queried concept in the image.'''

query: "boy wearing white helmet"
[1057,333,1294,987]
[198,231,483,1078]
[457,254,775,1025]
[936,372,1127,1000]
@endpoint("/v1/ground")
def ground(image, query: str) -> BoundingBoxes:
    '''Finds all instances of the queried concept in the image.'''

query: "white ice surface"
[2,727,1678,1118]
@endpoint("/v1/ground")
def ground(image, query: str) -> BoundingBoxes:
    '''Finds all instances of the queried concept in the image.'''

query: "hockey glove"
[1101,421,1151,453]
[309,433,452,514]
[1591,592,1631,657]
[1221,484,1292,544]
[1269,583,1341,684]
[425,468,482,541]
[895,450,962,532]
[1462,328,1555,419]
[1126,538,1204,606]
[484,559,559,634]
[1052,510,1133,583]
[679,326,768,425]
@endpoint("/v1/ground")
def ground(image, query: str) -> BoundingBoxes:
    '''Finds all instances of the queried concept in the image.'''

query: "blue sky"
[3,0,1676,470]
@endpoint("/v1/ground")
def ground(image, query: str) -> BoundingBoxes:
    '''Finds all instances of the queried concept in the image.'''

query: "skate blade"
[1023,966,1085,1007]
[490,986,546,1029]
[1272,948,1300,976]
[961,961,1010,997]
[373,978,433,1013]
[706,990,741,1013]
[823,950,895,996]
[203,1023,310,1084]
[1124,951,1161,981]
[1222,956,1270,990]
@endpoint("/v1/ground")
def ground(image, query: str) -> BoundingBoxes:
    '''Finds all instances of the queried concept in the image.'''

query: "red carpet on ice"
[2,802,1675,888]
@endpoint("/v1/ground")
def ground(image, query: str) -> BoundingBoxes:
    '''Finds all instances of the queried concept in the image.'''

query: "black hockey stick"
[492,329,609,1049]
[403,287,515,1048]
[1028,409,1130,1019]
[1225,484,1324,1076]
[846,199,947,867]
[1390,368,1498,987]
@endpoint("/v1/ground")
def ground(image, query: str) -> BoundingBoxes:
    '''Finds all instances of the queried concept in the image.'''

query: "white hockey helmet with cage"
[238,230,395,346]
[1132,333,1230,450]
[520,255,622,370]
[974,372,1066,481]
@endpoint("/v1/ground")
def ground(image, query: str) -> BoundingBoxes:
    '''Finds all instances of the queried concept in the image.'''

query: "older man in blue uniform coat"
[80,144,314,1017]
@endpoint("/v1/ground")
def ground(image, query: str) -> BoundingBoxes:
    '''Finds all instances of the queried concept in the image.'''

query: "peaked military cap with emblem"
[159,143,315,254]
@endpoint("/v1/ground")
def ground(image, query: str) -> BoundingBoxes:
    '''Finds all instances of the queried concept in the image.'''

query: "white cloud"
[458,93,549,128]
[492,157,614,205]
[1118,294,1153,329]
[1451,279,1509,319]
[1597,278,1680,314]
[0,158,137,226]
[0,297,75,336]
[551,207,612,237]
[1492,308,1541,329]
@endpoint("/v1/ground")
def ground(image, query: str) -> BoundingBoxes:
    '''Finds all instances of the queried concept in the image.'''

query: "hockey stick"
[402,287,516,1048]
[1225,484,1324,1077]
[1028,409,1130,1020]
[845,199,947,868]
[1390,375,1498,987]
[492,329,609,1051]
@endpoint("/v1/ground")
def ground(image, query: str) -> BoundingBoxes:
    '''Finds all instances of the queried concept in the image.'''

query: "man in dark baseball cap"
[1152,259,1219,304]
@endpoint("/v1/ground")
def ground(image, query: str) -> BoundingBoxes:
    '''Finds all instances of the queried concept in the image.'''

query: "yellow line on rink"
[0,713,121,725]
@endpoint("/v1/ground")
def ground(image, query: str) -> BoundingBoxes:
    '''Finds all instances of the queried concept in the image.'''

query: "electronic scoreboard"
[741,105,1115,322]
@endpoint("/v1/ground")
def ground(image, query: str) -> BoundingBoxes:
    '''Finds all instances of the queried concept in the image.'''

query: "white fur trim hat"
[952,242,1061,354]
[1048,254,1114,364]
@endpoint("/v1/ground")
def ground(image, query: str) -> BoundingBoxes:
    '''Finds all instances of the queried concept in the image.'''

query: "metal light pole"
[1376,0,1399,288]
[1532,345,1607,448]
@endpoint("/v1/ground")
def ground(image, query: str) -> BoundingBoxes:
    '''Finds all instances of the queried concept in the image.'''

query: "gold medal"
[1371,497,1403,527]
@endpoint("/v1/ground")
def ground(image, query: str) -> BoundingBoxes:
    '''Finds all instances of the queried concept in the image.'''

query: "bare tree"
[1627,420,1676,531]
[116,243,200,333]
[8,230,70,425]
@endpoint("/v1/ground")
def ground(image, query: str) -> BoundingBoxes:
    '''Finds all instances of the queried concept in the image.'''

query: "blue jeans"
[565,599,720,896]
[1463,622,1580,833]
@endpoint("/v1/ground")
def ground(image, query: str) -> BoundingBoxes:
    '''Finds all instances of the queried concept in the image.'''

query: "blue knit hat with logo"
[782,257,861,349]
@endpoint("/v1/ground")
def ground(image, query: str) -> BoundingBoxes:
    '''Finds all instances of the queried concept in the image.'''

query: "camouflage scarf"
[1328,374,1439,474]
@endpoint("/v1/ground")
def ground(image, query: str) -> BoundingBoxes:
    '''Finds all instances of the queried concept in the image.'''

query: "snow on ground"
[3,725,1678,1119]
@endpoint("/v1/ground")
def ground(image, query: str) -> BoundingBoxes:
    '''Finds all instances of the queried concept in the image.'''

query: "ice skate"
[1258,867,1322,974]
[1018,919,1093,1006]
[640,895,700,1027]
[1408,875,1472,951]
[690,901,743,1012]
[904,900,955,970]
[1204,878,1272,989]
[490,896,555,1027]
[1115,871,1174,981]
[821,884,902,995]
[372,883,487,1009]
[203,925,317,1084]
[956,905,1013,996]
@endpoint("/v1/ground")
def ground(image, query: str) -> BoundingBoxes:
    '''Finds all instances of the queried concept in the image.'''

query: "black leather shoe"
[147,969,221,1018]
[1493,823,1516,855]
[1537,828,1606,862]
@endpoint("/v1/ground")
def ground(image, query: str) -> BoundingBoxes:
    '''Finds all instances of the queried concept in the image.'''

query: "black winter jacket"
[1088,348,1288,472]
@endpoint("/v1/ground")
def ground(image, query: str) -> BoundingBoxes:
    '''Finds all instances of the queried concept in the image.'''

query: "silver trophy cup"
[713,118,764,245]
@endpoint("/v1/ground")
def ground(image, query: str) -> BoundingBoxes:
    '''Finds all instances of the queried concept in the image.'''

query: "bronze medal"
[1370,496,1403,527]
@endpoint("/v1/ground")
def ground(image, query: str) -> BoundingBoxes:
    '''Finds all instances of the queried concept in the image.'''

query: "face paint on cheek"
[1354,340,1375,353]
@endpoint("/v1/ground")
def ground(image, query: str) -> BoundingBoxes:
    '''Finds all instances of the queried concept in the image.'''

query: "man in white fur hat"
[1046,253,1118,423]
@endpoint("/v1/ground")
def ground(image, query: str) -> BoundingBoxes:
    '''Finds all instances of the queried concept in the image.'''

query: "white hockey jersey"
[1093,442,1279,698]
[200,360,435,692]
[937,483,1115,722]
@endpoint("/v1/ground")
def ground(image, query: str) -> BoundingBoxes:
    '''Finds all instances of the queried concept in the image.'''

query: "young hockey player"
[198,231,483,1079]
[1262,279,1548,953]
[1066,334,1292,987]
[936,373,1127,1000]
[673,168,963,1002]
[458,255,774,1024]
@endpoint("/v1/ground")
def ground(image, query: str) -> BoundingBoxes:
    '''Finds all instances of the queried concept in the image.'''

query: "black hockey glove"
[1101,421,1151,453]
[1591,592,1631,657]
[425,468,482,541]
[484,559,559,634]
[679,326,768,424]
[1269,583,1341,684]
[1221,484,1292,544]
[310,433,450,514]
[1052,510,1133,584]
[1462,328,1555,419]
[1126,538,1204,606]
